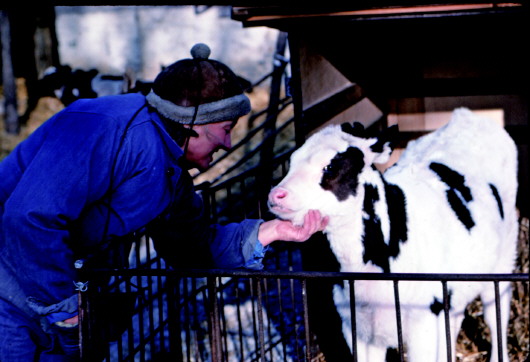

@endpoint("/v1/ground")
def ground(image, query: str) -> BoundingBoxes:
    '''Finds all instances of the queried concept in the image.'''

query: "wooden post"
[0,10,19,134]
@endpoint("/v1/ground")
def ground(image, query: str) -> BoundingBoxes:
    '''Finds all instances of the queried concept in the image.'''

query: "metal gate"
[77,148,529,361]
[77,248,528,361]
[77,31,529,361]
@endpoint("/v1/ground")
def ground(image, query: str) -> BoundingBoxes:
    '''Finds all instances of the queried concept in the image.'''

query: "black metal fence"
[76,135,529,361]
[78,253,528,361]
[77,143,529,360]
[77,150,529,361]
[77,31,528,362]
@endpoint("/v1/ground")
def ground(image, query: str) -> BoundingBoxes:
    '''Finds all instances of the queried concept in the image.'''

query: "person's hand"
[258,210,329,247]
[57,315,79,328]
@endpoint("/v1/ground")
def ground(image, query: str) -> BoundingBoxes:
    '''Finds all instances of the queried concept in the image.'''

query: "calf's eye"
[323,164,335,177]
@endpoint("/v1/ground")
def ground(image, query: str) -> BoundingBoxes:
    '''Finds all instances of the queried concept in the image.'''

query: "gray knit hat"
[146,43,251,125]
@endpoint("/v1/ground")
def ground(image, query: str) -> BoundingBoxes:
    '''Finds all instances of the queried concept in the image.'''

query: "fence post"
[208,276,223,362]
[78,289,87,361]
[442,280,453,362]
[494,281,504,362]
[255,277,266,362]
[301,278,313,362]
[348,279,358,362]
[393,280,405,362]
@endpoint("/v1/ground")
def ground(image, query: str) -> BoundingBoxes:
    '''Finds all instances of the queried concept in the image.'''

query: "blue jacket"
[0,93,264,322]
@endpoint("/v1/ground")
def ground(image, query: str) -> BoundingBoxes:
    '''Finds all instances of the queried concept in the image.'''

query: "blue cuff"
[46,310,78,324]
[244,241,270,270]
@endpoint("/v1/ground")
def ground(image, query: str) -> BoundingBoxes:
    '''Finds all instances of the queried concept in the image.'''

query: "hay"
[456,217,529,361]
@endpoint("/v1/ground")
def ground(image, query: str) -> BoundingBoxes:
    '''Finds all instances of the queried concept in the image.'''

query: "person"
[0,43,328,361]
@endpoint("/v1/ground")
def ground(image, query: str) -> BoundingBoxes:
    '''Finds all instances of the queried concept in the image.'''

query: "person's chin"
[195,158,212,171]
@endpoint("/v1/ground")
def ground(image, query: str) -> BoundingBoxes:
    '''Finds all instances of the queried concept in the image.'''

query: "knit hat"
[146,43,251,125]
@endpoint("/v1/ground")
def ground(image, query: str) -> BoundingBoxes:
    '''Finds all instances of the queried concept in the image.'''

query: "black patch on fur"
[341,122,399,153]
[384,180,408,256]
[386,348,401,362]
[341,122,366,137]
[489,183,504,219]
[362,184,390,273]
[320,147,365,201]
[430,292,452,316]
[362,181,408,273]
[429,162,475,230]
[430,298,444,316]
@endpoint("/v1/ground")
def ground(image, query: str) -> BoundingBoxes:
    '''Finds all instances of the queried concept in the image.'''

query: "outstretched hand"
[258,210,329,247]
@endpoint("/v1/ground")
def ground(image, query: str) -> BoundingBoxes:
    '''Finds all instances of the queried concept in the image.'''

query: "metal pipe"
[82,268,529,282]
[494,280,504,362]
[348,279,358,362]
[442,280,452,362]
[393,280,405,362]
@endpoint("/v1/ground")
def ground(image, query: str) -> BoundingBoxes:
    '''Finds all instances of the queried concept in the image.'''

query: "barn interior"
[0,4,527,361]
[233,5,529,360]
[232,3,529,218]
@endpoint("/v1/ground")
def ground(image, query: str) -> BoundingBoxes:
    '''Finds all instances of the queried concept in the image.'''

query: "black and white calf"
[268,108,518,361]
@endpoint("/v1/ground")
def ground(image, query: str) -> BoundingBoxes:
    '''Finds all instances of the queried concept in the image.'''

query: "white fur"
[268,108,518,361]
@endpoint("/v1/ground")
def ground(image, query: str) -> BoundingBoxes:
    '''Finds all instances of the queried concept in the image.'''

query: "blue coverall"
[0,93,265,360]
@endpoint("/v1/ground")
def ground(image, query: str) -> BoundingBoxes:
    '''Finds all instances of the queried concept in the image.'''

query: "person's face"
[184,120,236,170]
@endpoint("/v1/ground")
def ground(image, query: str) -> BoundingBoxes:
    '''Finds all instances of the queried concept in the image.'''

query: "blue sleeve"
[210,219,269,270]
[149,174,269,270]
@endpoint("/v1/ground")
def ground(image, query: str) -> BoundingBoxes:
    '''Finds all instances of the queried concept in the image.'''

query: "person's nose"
[222,135,232,150]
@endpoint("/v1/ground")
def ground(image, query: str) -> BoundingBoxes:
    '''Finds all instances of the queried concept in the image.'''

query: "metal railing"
[78,256,528,361]
[77,30,528,362]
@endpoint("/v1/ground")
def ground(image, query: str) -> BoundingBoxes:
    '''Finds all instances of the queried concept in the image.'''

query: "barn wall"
[298,38,383,133]
[55,6,279,83]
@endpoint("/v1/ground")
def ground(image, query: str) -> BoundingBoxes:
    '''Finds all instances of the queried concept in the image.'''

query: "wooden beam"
[301,84,367,134]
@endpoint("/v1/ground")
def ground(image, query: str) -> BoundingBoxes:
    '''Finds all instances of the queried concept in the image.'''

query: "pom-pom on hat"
[146,43,251,125]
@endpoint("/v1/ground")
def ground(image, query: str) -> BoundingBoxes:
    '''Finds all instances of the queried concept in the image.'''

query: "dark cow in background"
[20,65,152,125]
[268,108,518,361]
[20,65,250,126]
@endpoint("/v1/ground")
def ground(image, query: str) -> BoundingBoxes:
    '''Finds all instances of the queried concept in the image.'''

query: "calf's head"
[268,123,395,225]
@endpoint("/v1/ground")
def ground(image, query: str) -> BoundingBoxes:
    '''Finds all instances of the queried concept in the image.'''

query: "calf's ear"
[370,125,398,164]
[372,141,393,164]
[341,122,365,137]
[370,125,398,152]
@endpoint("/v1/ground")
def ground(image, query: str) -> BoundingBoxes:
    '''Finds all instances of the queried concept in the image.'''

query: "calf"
[268,108,518,361]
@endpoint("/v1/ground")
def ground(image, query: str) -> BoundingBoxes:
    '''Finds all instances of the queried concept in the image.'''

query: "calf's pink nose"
[269,187,288,203]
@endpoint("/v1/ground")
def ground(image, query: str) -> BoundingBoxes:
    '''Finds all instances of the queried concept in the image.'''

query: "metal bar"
[256,278,266,362]
[302,279,312,362]
[208,276,223,362]
[82,268,530,282]
[125,275,135,361]
[393,280,405,362]
[276,277,288,362]
[348,279,358,362]
[263,278,273,361]
[494,280,504,362]
[218,280,228,362]
[442,280,452,362]
[79,267,528,361]
[249,278,259,360]
[78,290,87,361]
[166,276,181,360]
[137,269,146,362]
[290,272,302,360]
[156,261,166,353]
[183,279,191,361]
[235,278,245,360]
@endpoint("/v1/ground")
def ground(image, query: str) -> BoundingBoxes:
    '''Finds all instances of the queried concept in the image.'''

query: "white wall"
[55,6,279,82]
